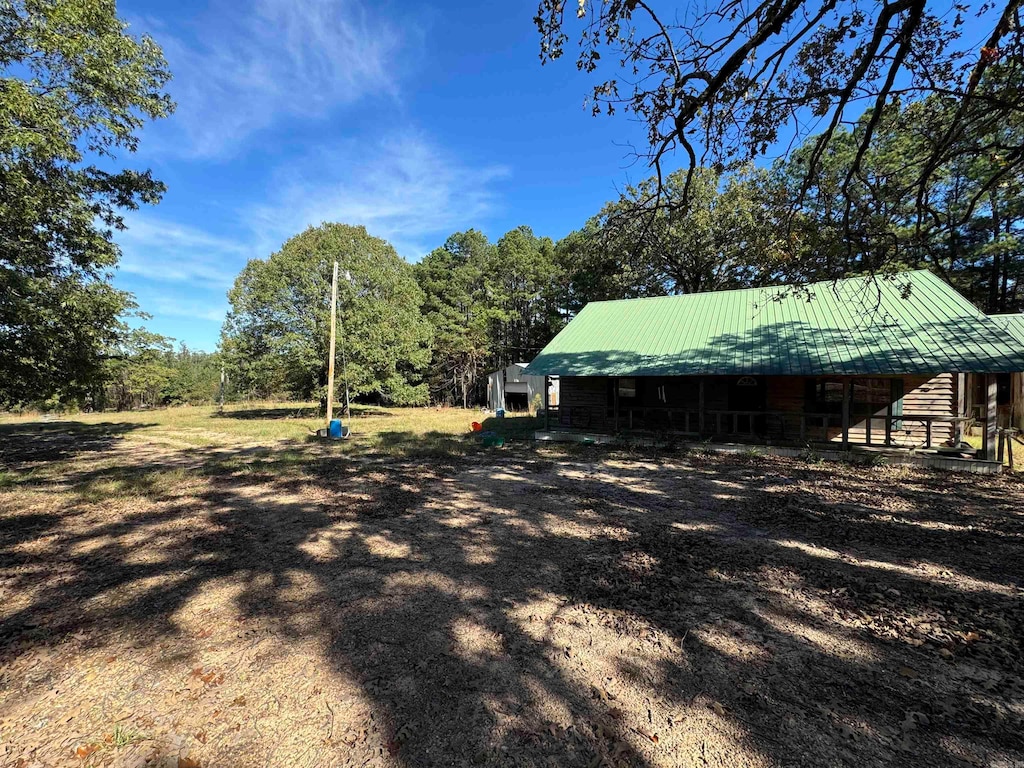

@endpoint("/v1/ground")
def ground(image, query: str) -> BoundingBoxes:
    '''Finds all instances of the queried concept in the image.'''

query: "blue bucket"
[496,408,505,418]
[329,419,343,438]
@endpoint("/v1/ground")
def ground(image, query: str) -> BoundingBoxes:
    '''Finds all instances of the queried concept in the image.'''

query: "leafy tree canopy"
[0,0,173,406]
[223,224,433,407]
[415,230,494,408]
[536,0,1024,271]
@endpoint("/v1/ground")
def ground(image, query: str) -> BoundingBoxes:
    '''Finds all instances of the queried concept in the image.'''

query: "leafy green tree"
[223,224,433,408]
[0,0,173,406]
[773,75,1024,310]
[415,230,494,407]
[556,166,781,307]
[487,226,563,367]
[97,328,174,411]
[600,167,783,294]
[536,0,1024,273]
[554,221,665,314]
[160,345,223,406]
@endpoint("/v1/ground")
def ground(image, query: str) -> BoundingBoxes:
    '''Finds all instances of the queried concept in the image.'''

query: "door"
[727,377,765,435]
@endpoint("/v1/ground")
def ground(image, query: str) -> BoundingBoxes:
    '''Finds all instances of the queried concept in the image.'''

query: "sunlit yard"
[1,403,1022,768]
[0,403,539,454]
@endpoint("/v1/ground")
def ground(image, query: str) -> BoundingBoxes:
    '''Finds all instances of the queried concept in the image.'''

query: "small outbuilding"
[486,362,558,412]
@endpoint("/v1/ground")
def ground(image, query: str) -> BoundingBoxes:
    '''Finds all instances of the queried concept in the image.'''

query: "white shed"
[486,363,558,412]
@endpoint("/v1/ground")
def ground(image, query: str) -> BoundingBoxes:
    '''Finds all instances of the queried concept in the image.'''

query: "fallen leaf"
[898,666,918,679]
[709,701,726,717]
[178,758,201,768]
[75,743,101,759]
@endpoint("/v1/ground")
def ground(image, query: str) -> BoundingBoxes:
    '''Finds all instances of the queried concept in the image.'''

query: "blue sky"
[114,0,656,351]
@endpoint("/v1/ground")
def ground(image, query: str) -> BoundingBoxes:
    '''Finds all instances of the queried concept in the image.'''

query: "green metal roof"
[525,271,1024,377]
[997,313,1024,346]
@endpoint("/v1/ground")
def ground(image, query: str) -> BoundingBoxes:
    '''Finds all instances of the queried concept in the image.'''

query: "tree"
[554,220,665,314]
[160,345,223,406]
[535,0,1024,270]
[97,328,174,411]
[771,78,1024,308]
[0,0,173,406]
[598,166,783,294]
[223,224,433,409]
[486,226,563,367]
[415,230,494,408]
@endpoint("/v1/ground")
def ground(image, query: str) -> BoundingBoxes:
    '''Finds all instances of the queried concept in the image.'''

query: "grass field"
[1,404,1022,767]
[0,402,540,453]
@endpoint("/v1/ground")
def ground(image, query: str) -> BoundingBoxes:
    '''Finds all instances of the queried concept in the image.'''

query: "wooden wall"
[898,373,957,444]
[558,377,608,431]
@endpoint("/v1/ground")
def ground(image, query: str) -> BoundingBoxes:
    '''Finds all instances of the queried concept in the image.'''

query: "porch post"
[544,376,550,431]
[841,378,852,449]
[698,377,706,435]
[613,377,620,432]
[956,373,967,445]
[885,390,893,446]
[983,373,998,461]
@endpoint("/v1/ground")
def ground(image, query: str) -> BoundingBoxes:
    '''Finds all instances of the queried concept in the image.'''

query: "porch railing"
[547,403,974,449]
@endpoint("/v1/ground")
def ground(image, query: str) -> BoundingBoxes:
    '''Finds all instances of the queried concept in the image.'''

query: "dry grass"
[0,405,1022,768]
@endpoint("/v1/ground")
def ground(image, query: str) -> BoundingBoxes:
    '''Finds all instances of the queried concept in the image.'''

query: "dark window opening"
[504,392,529,411]
[998,373,1012,406]
[805,378,844,414]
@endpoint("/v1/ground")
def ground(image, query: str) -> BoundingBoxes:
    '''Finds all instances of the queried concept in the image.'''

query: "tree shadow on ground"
[0,421,157,465]
[0,434,1021,768]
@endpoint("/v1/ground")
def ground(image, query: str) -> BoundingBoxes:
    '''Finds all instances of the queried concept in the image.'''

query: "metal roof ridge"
[582,269,937,307]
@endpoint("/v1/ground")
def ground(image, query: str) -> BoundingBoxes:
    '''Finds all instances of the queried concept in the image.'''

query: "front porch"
[542,373,1002,462]
[533,430,1005,474]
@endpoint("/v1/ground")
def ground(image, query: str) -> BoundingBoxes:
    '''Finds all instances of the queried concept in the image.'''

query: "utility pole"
[341,270,351,418]
[326,261,339,430]
[219,363,225,414]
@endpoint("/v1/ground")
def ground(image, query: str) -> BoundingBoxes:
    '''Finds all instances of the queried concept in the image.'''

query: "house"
[486,362,558,412]
[524,270,1024,462]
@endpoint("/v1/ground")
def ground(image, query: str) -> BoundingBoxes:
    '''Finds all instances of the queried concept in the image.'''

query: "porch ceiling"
[525,271,1024,377]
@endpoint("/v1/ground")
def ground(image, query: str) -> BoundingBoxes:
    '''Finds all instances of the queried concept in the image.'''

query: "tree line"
[219,82,1023,411]
[2,1,1022,412]
[11,87,1024,412]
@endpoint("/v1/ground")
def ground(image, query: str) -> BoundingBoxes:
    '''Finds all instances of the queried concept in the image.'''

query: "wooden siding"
[895,373,956,444]
[558,377,608,431]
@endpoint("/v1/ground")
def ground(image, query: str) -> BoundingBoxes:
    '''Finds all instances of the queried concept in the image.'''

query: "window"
[806,379,844,413]
[618,378,637,399]
[852,378,890,409]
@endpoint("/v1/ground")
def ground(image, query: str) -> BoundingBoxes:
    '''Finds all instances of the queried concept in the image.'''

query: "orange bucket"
[471,422,482,432]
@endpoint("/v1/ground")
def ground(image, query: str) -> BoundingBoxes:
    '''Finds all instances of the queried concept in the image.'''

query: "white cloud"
[149,296,228,324]
[149,0,402,158]
[116,216,250,288]
[115,134,506,286]
[248,134,509,259]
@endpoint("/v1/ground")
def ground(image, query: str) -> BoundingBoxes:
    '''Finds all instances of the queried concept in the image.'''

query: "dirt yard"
[1,408,1022,767]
